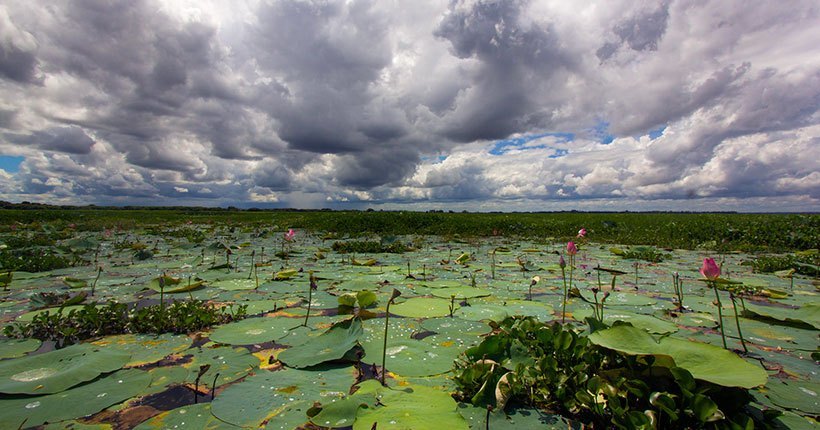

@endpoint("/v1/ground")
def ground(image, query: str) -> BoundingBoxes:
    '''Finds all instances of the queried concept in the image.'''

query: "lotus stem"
[303,271,316,327]
[711,281,728,349]
[381,289,402,385]
[91,266,102,297]
[561,264,568,323]
[730,293,748,353]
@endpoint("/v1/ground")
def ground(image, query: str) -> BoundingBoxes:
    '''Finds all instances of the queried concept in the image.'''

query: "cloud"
[0,0,816,211]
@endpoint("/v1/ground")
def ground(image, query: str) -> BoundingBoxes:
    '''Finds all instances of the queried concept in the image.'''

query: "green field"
[0,210,817,429]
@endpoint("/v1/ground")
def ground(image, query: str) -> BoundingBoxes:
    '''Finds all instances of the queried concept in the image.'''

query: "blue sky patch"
[590,120,615,144]
[490,132,574,155]
[0,156,24,173]
[648,126,666,140]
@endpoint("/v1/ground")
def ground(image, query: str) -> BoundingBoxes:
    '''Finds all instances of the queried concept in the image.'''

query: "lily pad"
[390,297,454,318]
[278,318,363,368]
[572,308,678,334]
[744,302,820,329]
[763,379,820,415]
[212,278,258,291]
[211,366,357,428]
[0,368,151,428]
[89,333,191,367]
[178,345,257,386]
[353,383,469,430]
[0,343,130,394]
[589,325,768,388]
[208,315,303,345]
[430,287,493,300]
[134,402,235,430]
[0,338,41,359]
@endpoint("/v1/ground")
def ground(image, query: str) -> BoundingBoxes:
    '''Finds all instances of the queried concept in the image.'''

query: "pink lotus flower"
[700,257,720,280]
[284,228,296,241]
[566,241,578,256]
[577,228,587,238]
[559,255,566,269]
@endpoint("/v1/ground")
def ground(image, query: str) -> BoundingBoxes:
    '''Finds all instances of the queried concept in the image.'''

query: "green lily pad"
[279,318,363,368]
[208,315,303,345]
[502,300,555,321]
[361,336,462,377]
[0,343,130,394]
[763,379,820,415]
[212,278,258,291]
[589,325,768,388]
[744,303,820,329]
[455,304,509,322]
[420,318,491,337]
[0,368,151,428]
[390,297,455,318]
[430,287,493,300]
[89,333,191,367]
[572,308,678,334]
[0,338,41,359]
[211,366,356,428]
[670,312,718,328]
[457,403,571,430]
[353,383,469,430]
[178,345,257,386]
[134,403,234,430]
[335,278,380,291]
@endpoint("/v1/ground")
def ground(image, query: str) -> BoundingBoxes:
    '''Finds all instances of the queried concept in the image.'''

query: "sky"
[0,0,818,212]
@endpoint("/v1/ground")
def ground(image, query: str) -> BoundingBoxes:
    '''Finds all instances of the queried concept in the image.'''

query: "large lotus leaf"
[454,304,509,322]
[0,338,41,359]
[588,325,767,388]
[420,318,491,337]
[390,297,454,318]
[0,343,130,394]
[212,278,258,291]
[670,312,718,328]
[335,278,380,292]
[0,368,151,428]
[134,403,237,430]
[211,366,357,428]
[578,291,657,306]
[361,336,462,377]
[572,308,678,334]
[762,379,820,415]
[178,345,257,386]
[90,333,191,367]
[208,315,304,345]
[419,280,466,289]
[773,411,819,430]
[309,380,381,428]
[239,299,299,315]
[362,318,423,346]
[44,421,112,430]
[734,317,818,351]
[353,383,469,430]
[430,287,492,300]
[743,302,819,329]
[457,403,571,430]
[278,318,363,368]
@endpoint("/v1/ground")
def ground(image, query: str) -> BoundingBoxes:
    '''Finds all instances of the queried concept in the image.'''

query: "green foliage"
[331,240,411,254]
[747,250,819,276]
[0,248,71,272]
[4,300,247,347]
[453,316,774,429]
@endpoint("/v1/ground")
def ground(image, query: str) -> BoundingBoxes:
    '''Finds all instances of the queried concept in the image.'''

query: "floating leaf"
[133,403,228,430]
[743,303,819,329]
[211,366,356,428]
[430,287,493,300]
[390,297,454,318]
[208,316,302,345]
[278,318,363,368]
[90,333,191,367]
[273,268,299,280]
[146,276,205,293]
[572,309,678,334]
[588,325,767,388]
[763,379,820,415]
[0,369,151,429]
[0,338,41,359]
[0,343,130,394]
[353,383,469,430]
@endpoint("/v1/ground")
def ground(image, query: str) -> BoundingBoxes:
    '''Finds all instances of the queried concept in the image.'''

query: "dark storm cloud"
[0,40,40,84]
[5,126,95,154]
[434,0,575,142]
[598,2,670,61]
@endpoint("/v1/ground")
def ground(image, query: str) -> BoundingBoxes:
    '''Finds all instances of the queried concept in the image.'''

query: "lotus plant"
[381,288,402,385]
[303,271,318,327]
[672,272,684,311]
[562,242,578,323]
[528,276,540,301]
[700,258,727,349]
[577,228,587,238]
[559,254,568,323]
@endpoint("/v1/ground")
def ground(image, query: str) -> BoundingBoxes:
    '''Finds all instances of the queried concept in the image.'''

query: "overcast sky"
[0,0,818,211]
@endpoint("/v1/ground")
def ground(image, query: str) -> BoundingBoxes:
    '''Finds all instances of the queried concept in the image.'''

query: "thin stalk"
[491,250,496,280]
[303,272,316,327]
[730,293,748,353]
[561,264,568,324]
[711,281,728,349]
[91,266,102,297]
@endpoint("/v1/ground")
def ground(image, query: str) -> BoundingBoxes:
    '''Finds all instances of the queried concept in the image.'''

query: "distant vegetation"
[0,203,816,252]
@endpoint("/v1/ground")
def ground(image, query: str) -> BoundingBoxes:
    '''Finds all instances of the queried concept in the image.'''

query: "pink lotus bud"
[699,258,720,281]
[566,241,578,256]
[559,255,566,268]
[284,228,296,241]
[577,228,587,238]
